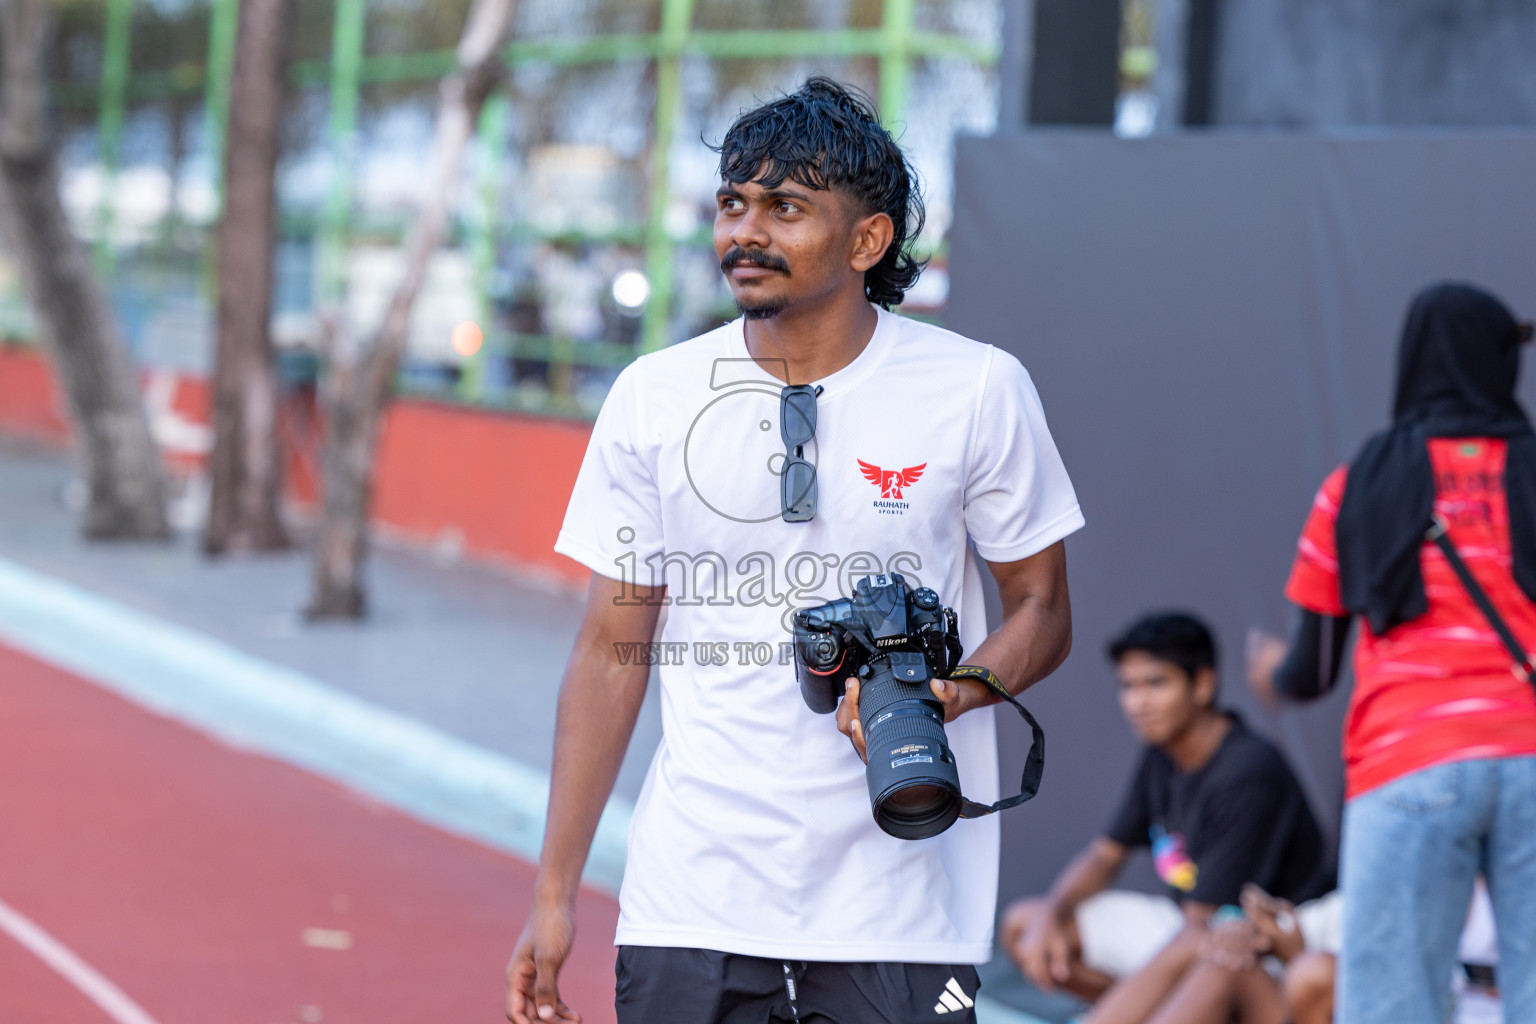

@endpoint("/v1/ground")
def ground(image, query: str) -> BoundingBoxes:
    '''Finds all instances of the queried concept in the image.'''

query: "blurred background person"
[1250,283,1536,1024]
[1078,880,1500,1024]
[1004,612,1331,1003]
[1076,883,1342,1024]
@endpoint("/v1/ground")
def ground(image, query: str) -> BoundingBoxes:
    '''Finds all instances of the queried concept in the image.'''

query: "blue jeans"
[1339,755,1536,1024]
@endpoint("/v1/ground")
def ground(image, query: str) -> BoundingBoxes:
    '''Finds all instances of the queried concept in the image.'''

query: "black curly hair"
[712,77,926,309]
[1108,612,1219,680]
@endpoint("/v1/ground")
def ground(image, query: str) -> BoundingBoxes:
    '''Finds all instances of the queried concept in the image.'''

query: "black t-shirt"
[1105,714,1333,907]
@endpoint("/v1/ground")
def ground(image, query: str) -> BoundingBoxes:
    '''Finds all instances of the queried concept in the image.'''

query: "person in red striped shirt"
[1250,282,1536,1024]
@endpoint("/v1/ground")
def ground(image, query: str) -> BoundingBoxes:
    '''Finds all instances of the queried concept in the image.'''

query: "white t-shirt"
[556,305,1083,963]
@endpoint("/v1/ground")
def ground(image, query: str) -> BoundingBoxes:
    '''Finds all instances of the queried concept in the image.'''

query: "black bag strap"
[945,665,1046,819]
[1426,516,1536,687]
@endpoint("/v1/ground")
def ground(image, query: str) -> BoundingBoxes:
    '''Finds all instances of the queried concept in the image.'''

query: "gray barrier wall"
[947,132,1536,909]
[1213,1,1536,127]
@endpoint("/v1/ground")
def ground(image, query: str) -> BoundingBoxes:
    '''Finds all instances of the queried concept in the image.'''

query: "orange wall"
[371,400,593,583]
[0,346,71,443]
[0,346,593,584]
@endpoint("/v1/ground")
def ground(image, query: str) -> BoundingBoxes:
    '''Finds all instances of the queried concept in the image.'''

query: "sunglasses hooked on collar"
[780,384,822,522]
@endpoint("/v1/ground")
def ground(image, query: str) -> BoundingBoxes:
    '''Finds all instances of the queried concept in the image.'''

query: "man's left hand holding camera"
[837,542,1073,762]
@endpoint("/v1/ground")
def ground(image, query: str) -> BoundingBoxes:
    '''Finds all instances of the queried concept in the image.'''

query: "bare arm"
[934,539,1073,719]
[506,574,663,1024]
[975,541,1072,688]
[1004,837,1128,993]
[534,575,660,908]
[1182,900,1218,926]
[1044,836,1129,916]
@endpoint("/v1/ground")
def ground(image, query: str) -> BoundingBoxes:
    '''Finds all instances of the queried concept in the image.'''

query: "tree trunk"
[306,0,516,619]
[204,0,292,554]
[0,0,168,539]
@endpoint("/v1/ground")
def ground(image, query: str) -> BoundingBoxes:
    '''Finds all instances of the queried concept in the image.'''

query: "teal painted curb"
[0,556,632,893]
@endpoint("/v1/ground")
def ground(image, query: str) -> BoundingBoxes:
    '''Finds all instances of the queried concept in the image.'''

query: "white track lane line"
[0,896,162,1024]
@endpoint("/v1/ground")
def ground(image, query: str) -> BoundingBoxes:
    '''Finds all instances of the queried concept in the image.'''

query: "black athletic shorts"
[614,946,981,1024]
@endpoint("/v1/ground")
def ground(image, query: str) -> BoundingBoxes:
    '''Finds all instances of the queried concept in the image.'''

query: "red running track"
[0,640,620,1024]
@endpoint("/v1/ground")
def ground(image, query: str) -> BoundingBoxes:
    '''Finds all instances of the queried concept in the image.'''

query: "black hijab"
[1336,282,1536,635]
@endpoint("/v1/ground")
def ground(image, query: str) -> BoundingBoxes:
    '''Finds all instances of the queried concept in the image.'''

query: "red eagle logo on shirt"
[858,460,926,500]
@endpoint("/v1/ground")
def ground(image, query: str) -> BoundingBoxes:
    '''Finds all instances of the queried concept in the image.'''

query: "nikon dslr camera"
[792,573,965,839]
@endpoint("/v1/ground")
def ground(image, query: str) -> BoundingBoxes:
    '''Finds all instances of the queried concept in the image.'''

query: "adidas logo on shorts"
[933,976,974,1014]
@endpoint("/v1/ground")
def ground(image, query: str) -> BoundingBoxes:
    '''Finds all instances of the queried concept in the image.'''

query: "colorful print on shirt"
[1151,824,1199,892]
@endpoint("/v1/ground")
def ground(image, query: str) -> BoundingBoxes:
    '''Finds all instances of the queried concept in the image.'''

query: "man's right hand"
[506,902,581,1024]
[507,575,658,1023]
[1005,900,1074,992]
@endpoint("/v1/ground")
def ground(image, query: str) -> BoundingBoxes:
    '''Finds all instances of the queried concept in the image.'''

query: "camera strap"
[946,665,1046,819]
[1427,516,1536,689]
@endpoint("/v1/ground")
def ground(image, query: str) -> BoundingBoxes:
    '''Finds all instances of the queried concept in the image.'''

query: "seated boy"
[1002,612,1333,1001]
[1075,884,1342,1024]
[1079,881,1496,1024]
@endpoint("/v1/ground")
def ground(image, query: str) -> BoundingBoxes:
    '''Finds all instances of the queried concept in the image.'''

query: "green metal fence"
[25,0,1000,420]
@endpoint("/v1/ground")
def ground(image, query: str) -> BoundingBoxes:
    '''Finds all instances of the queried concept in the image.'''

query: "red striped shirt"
[1286,438,1536,798]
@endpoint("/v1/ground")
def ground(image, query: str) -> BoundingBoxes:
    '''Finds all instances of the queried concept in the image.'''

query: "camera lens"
[872,772,961,839]
[861,676,962,840]
[883,784,947,813]
[792,578,973,840]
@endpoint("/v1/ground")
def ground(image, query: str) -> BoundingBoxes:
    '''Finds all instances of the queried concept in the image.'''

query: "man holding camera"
[506,78,1083,1024]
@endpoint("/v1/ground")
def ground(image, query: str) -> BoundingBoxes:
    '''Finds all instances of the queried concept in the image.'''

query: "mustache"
[720,247,790,276]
